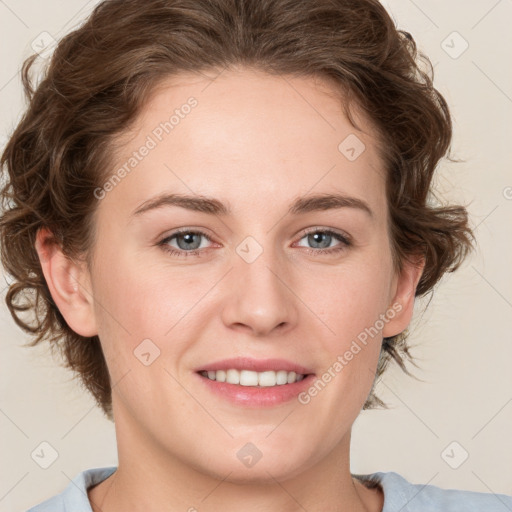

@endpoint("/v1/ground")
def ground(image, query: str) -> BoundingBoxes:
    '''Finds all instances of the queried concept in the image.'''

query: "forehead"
[103,67,388,220]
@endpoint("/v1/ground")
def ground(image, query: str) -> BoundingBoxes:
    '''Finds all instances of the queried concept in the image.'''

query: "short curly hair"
[0,0,475,421]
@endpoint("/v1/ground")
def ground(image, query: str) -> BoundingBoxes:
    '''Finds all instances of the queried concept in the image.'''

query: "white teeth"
[226,369,240,385]
[240,370,259,386]
[200,369,307,386]
[276,370,288,385]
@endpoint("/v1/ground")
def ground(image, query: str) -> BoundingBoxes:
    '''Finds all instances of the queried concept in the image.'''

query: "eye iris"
[309,232,331,249]
[177,232,201,250]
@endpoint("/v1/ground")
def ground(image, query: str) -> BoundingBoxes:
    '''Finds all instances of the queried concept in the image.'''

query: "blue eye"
[158,228,351,258]
[159,229,213,258]
[296,229,351,255]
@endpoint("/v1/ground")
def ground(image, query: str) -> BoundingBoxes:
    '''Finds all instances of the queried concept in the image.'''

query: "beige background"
[1,0,511,510]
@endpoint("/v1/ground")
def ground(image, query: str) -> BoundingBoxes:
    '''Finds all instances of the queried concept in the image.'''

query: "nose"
[220,249,298,337]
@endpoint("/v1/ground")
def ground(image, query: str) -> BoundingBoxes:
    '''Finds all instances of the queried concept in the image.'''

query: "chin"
[191,443,317,485]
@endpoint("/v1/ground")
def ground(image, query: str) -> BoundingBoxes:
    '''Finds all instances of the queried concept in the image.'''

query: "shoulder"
[353,471,512,512]
[26,466,117,512]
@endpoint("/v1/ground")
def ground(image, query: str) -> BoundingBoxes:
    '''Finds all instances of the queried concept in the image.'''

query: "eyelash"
[158,227,352,258]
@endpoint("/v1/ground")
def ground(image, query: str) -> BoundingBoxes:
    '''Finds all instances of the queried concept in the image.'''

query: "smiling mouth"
[198,369,312,387]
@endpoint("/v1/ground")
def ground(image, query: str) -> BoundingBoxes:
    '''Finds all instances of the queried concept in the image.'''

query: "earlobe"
[35,227,98,337]
[382,254,425,339]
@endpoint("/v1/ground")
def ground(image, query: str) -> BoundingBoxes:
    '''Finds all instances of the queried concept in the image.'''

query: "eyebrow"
[130,192,374,219]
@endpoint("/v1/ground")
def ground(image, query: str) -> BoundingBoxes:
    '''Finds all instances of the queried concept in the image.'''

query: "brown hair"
[0,0,474,420]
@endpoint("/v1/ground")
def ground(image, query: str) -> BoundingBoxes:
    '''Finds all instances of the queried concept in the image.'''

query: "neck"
[89,405,383,512]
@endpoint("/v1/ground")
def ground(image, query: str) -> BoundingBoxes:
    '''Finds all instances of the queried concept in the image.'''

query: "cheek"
[316,262,393,343]
[91,252,214,376]
[93,246,187,331]
[303,274,388,423]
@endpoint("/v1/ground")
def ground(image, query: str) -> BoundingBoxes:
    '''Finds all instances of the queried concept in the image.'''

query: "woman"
[1,0,510,510]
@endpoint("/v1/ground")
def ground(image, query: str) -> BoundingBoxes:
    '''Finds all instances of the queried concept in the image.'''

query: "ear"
[382,253,425,338]
[34,227,98,337]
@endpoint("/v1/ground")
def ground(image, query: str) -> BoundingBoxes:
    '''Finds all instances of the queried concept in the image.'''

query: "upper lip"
[195,357,314,375]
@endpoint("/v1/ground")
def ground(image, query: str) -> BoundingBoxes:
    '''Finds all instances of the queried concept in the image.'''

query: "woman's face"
[44,67,422,482]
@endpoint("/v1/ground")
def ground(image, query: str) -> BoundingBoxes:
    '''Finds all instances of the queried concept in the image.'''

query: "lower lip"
[195,372,316,407]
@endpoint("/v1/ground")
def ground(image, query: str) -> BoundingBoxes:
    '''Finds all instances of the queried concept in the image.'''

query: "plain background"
[0,0,511,510]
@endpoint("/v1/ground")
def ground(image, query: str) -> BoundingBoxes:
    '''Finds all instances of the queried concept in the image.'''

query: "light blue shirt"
[26,466,512,511]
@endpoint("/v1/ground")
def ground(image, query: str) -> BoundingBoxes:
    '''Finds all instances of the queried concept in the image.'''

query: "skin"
[35,67,424,512]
